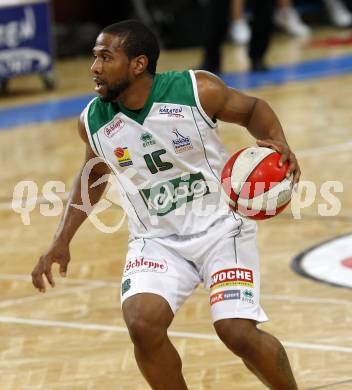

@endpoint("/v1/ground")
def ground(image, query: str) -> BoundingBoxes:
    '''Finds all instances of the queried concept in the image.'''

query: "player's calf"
[214,318,298,389]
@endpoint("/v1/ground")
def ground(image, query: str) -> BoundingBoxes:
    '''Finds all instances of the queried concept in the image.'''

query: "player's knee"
[122,294,172,352]
[126,316,166,351]
[214,318,256,358]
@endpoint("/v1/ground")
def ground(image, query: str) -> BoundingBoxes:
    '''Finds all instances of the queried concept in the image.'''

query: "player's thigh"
[121,237,201,316]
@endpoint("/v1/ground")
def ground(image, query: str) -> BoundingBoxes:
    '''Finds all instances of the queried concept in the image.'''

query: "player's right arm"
[31,112,111,293]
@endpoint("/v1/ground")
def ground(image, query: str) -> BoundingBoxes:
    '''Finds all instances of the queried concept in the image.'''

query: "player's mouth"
[94,78,106,94]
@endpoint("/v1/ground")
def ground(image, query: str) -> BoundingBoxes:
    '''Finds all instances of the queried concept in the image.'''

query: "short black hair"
[102,20,160,75]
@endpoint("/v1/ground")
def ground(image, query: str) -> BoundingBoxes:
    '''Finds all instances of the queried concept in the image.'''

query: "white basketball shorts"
[120,215,268,323]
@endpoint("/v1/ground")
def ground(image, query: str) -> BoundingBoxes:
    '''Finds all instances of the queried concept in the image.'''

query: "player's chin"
[98,92,114,103]
[95,85,108,98]
[98,93,109,102]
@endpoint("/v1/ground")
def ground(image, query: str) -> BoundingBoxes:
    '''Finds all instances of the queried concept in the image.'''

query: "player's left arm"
[195,70,301,184]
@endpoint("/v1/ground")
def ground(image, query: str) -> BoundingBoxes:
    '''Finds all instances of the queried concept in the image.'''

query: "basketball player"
[31,20,300,389]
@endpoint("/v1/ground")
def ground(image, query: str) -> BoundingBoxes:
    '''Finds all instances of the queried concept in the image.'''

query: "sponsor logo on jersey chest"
[159,105,184,118]
[140,132,156,147]
[114,147,133,167]
[104,118,125,138]
[171,128,193,154]
[140,172,210,216]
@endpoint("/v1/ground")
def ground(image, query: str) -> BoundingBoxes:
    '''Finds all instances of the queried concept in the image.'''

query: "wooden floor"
[1,28,352,389]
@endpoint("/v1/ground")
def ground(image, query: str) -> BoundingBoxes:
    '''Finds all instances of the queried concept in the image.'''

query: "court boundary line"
[0,315,351,354]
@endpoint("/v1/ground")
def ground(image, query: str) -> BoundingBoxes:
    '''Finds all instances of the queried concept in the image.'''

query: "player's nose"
[91,58,102,74]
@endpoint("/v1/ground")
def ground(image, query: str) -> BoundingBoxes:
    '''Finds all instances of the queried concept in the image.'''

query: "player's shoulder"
[193,70,227,96]
[78,110,88,143]
[193,70,228,118]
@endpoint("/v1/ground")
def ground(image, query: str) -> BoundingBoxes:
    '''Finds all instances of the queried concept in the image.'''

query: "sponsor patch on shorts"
[241,289,255,304]
[210,289,241,305]
[210,268,254,290]
[121,279,131,295]
[124,257,168,276]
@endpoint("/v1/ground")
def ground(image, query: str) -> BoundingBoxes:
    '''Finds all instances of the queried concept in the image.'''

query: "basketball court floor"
[1,27,352,389]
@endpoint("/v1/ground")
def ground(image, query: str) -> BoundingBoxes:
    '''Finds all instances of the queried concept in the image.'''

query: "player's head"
[91,20,160,102]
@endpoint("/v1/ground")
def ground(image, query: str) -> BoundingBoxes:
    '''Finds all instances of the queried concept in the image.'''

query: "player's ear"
[132,55,148,76]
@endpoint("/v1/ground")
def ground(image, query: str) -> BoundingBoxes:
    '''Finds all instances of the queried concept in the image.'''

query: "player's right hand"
[31,240,71,293]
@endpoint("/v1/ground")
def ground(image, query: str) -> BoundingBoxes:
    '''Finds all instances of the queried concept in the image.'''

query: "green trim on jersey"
[191,107,220,181]
[156,71,196,107]
[117,71,196,124]
[86,71,197,135]
[87,98,120,136]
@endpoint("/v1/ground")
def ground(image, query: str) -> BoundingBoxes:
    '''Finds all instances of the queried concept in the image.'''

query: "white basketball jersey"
[84,70,237,238]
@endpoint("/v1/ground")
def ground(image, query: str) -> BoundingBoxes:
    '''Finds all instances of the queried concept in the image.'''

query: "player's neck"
[119,74,154,111]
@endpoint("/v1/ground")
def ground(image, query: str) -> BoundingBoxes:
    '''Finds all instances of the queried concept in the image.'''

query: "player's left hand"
[256,139,301,185]
[31,239,71,293]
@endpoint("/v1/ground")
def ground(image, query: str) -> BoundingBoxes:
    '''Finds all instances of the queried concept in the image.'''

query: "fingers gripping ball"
[221,147,293,220]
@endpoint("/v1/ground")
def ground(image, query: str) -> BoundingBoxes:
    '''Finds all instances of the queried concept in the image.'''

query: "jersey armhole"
[83,98,100,156]
[189,70,217,129]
